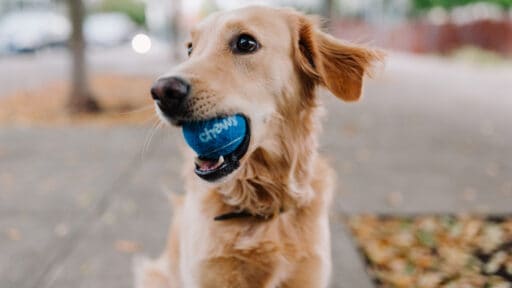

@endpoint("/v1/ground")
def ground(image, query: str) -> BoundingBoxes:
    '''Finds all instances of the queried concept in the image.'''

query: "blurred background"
[0,0,511,122]
[0,0,511,287]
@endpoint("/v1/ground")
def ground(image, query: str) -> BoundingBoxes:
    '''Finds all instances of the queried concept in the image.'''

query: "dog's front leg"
[134,256,172,288]
[198,257,276,288]
[280,255,330,288]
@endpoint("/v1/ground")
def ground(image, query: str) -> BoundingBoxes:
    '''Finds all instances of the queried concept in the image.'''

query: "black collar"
[214,210,255,221]
[213,208,284,221]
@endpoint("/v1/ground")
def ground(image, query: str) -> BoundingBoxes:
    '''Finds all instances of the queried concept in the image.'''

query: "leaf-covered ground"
[348,215,512,288]
[0,74,154,126]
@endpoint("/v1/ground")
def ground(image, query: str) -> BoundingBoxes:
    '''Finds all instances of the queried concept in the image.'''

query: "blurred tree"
[169,0,182,61]
[67,0,100,113]
[413,0,512,11]
[200,0,219,18]
[100,0,146,26]
[321,0,335,20]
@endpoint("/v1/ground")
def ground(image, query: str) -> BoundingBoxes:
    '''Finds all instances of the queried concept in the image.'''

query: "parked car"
[84,13,137,47]
[0,10,70,54]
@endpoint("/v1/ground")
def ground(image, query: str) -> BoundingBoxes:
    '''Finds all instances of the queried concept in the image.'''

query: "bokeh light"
[131,33,151,54]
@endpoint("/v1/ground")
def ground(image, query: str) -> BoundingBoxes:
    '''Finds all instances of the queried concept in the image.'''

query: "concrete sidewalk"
[0,127,373,288]
[1,54,511,287]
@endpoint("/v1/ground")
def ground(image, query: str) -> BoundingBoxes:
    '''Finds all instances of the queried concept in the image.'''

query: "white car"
[0,10,70,53]
[84,13,137,47]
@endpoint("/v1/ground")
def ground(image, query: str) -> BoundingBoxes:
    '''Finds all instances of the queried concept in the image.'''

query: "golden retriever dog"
[136,5,382,288]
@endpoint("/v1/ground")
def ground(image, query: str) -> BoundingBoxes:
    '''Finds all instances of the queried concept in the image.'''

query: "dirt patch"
[0,74,156,126]
[348,215,512,288]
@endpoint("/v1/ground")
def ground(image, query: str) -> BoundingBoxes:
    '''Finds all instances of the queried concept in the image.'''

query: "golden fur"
[136,6,383,288]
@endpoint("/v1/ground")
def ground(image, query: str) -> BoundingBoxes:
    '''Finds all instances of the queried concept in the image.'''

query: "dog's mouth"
[187,116,251,182]
[155,101,251,182]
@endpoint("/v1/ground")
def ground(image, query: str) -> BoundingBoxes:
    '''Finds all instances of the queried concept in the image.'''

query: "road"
[0,43,172,97]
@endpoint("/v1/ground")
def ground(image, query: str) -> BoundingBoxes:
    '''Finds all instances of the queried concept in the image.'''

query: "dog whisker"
[118,104,154,115]
[141,117,163,160]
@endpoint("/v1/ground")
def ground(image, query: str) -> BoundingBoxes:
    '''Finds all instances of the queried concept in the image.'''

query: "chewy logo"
[199,116,238,143]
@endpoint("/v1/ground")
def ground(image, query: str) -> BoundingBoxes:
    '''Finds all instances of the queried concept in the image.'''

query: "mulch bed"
[0,74,155,126]
[348,215,512,288]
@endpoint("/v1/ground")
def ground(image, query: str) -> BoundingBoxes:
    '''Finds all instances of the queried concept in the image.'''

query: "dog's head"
[151,6,382,184]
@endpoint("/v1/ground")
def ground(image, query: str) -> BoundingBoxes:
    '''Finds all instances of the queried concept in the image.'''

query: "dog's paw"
[133,255,171,288]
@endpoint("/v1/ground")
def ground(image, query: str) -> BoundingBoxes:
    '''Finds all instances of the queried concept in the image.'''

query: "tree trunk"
[67,0,99,113]
[321,0,336,32]
[169,0,182,62]
[321,0,335,19]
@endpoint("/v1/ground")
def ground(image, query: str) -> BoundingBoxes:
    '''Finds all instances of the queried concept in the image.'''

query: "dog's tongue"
[194,156,224,171]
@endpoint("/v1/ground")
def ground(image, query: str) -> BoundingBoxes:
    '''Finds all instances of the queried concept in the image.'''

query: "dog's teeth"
[211,156,224,169]
[194,156,224,171]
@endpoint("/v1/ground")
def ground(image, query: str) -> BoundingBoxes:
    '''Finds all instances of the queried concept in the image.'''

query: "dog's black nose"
[151,77,190,113]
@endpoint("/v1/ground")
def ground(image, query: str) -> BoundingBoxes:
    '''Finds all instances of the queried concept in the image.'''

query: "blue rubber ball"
[182,114,247,159]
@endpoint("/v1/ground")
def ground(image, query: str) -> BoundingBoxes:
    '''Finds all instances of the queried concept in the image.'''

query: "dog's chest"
[178,194,244,286]
[178,196,210,287]
[178,195,287,287]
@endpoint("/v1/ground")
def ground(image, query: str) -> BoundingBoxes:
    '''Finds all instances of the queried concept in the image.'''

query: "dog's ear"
[290,14,384,101]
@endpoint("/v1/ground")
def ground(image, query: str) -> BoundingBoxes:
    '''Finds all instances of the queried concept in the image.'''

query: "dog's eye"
[187,43,193,56]
[233,34,259,54]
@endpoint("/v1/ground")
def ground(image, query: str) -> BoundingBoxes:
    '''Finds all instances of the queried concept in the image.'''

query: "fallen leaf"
[115,240,141,254]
